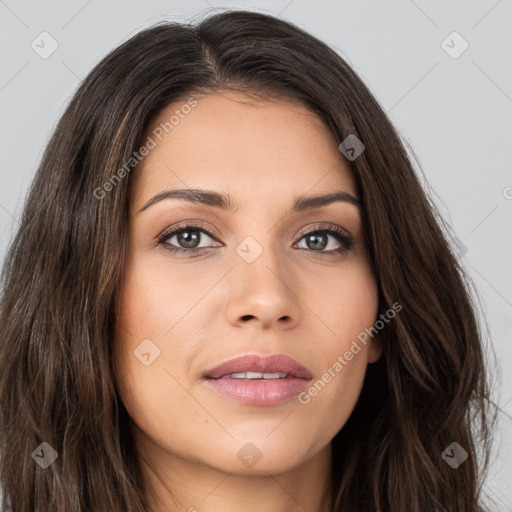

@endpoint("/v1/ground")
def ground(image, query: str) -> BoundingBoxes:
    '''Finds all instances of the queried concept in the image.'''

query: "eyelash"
[155,221,354,258]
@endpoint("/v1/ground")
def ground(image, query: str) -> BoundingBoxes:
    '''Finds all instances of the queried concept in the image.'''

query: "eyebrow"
[138,188,361,214]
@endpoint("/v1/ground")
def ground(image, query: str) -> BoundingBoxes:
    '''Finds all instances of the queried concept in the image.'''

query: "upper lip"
[205,353,313,380]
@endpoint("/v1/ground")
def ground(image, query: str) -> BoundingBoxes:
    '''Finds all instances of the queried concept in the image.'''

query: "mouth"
[203,353,313,406]
[218,371,290,379]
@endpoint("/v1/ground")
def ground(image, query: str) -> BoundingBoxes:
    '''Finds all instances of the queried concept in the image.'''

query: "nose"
[224,244,301,331]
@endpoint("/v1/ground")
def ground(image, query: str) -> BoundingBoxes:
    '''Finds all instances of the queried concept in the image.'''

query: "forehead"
[130,92,356,209]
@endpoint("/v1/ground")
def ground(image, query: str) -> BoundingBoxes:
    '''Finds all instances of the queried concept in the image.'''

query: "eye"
[156,222,221,257]
[295,225,354,255]
[155,222,354,258]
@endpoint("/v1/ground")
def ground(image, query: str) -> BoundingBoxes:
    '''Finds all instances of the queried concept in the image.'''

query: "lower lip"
[205,377,311,406]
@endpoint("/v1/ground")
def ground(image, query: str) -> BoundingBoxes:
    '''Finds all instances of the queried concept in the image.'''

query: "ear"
[367,332,383,364]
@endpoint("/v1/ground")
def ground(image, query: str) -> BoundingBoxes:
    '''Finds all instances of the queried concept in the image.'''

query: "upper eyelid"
[155,221,220,244]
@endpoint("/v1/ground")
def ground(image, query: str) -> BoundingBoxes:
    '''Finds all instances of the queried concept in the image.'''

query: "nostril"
[241,315,255,321]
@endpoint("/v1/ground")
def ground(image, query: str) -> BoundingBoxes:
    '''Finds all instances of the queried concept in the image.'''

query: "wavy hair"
[0,10,496,511]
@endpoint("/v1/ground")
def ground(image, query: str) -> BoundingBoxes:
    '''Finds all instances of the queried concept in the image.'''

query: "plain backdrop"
[1,0,511,508]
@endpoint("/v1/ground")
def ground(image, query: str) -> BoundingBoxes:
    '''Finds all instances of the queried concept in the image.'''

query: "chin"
[197,432,324,476]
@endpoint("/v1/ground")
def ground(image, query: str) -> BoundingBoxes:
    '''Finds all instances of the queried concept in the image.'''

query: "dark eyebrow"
[138,188,360,213]
[291,191,361,212]
[138,188,238,212]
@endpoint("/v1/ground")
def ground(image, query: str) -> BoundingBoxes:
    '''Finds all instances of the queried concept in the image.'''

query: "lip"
[203,353,313,406]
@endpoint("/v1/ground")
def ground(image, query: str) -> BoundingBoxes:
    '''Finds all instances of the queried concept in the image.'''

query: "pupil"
[178,230,200,248]
[308,233,326,250]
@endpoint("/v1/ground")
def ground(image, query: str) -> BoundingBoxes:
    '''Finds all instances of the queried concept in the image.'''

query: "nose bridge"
[231,205,284,278]
[225,227,300,329]
[237,229,290,293]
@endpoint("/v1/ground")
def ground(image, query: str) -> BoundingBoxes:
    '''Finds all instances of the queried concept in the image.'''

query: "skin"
[113,91,382,512]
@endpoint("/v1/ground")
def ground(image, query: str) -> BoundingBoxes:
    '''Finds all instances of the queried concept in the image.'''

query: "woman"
[0,10,495,512]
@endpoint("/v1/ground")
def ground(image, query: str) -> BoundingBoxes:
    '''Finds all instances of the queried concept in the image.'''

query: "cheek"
[116,254,185,337]
[112,253,210,442]
[114,251,206,362]
[313,253,379,347]
[296,258,378,430]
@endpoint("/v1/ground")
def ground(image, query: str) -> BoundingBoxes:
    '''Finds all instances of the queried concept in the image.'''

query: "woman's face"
[113,91,381,478]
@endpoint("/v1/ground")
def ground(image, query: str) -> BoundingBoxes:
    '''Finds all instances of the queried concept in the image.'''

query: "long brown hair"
[0,10,496,511]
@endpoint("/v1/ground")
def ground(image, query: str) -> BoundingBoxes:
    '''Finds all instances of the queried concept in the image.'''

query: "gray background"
[1,0,511,508]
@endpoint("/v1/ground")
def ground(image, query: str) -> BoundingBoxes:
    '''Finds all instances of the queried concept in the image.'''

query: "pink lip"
[203,353,313,406]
